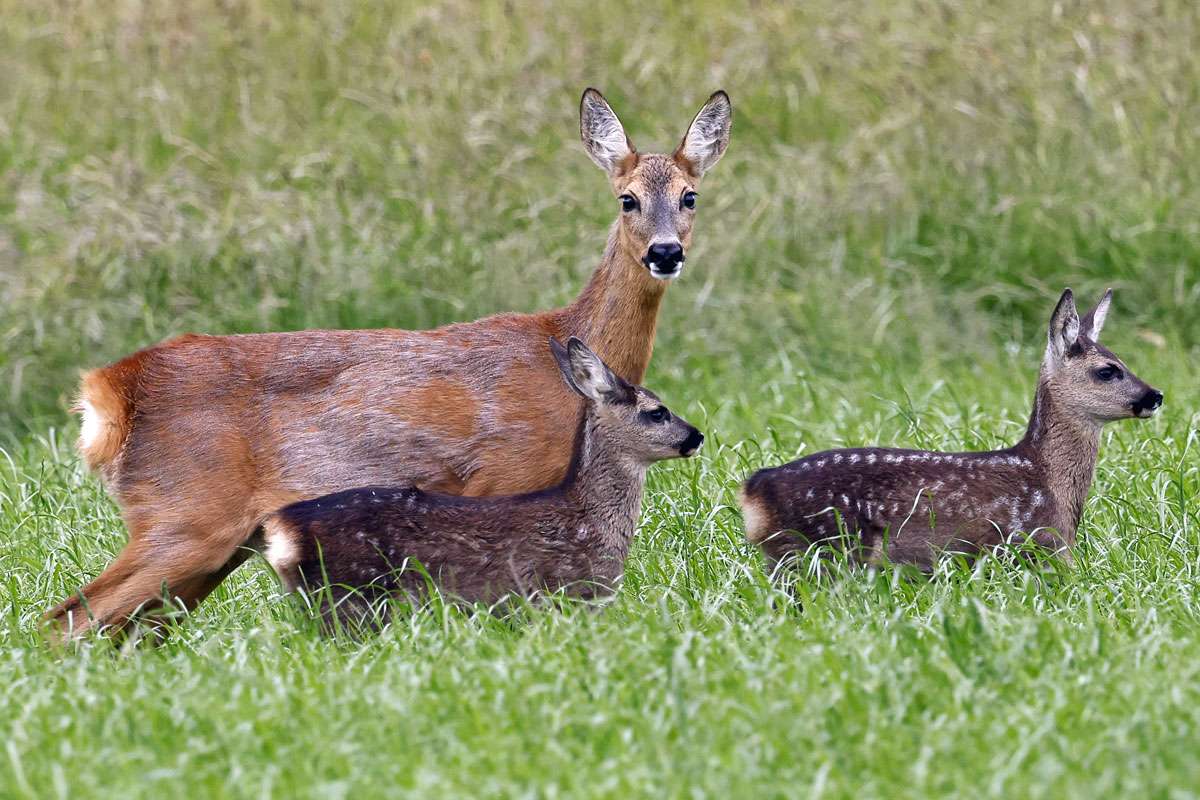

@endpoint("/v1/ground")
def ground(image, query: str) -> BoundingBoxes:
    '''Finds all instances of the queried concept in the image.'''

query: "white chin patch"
[1137,408,1158,418]
[648,265,683,281]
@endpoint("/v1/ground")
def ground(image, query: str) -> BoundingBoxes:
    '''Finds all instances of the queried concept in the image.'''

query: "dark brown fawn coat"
[741,289,1163,570]
[50,90,731,637]
[257,337,702,624]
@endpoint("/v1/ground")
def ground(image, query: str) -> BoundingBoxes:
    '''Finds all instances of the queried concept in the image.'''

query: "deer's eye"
[642,407,670,424]
[1094,365,1123,382]
[619,194,638,213]
[681,191,697,210]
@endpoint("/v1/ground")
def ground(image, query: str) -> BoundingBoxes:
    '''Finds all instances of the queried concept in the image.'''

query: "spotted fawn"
[255,337,703,625]
[741,288,1162,570]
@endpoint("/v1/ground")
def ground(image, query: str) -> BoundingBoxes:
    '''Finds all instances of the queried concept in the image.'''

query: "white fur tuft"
[740,489,773,544]
[262,518,302,591]
[79,399,103,452]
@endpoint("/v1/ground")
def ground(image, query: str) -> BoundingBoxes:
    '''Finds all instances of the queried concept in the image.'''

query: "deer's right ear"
[580,88,636,177]
[1047,288,1081,362]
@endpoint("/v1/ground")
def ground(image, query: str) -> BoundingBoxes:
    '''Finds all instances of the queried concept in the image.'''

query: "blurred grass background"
[2,2,1199,798]
[2,0,1197,436]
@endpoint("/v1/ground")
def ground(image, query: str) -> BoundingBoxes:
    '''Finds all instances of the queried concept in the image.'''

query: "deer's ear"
[674,90,731,177]
[549,336,579,395]
[1080,288,1113,342]
[580,89,635,177]
[558,337,631,404]
[1047,288,1081,362]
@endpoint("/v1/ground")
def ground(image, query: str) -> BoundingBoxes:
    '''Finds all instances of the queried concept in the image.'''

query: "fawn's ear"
[1047,288,1081,363]
[1080,288,1113,342]
[580,88,636,177]
[552,337,631,404]
[549,337,579,396]
[674,90,732,177]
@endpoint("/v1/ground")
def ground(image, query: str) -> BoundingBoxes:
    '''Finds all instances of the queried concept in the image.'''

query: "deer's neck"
[1017,373,1102,532]
[560,411,647,554]
[563,221,667,383]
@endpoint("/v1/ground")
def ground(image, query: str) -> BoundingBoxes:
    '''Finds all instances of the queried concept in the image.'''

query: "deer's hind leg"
[46,511,259,640]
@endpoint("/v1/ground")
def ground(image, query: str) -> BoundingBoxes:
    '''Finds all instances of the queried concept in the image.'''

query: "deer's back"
[267,485,625,606]
[95,312,587,518]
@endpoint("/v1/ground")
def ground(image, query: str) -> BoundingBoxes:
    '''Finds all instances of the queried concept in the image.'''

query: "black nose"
[1133,389,1164,414]
[643,242,684,272]
[679,429,704,456]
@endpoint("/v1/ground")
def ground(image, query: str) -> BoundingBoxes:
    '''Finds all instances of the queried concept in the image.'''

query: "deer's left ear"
[1047,288,1081,362]
[674,91,732,177]
[1080,288,1113,342]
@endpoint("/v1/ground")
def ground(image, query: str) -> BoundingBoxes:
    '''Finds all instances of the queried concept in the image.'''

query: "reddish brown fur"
[50,89,731,638]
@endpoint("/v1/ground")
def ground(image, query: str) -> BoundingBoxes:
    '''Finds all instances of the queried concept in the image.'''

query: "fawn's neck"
[563,221,667,383]
[560,410,648,553]
[1016,371,1102,531]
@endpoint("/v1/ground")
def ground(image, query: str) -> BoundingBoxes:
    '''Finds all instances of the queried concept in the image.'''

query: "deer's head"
[580,89,731,280]
[551,337,703,461]
[1044,288,1163,422]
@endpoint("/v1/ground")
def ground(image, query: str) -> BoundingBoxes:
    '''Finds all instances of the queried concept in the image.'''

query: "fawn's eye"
[681,191,697,210]
[642,407,670,424]
[1094,365,1123,382]
[619,194,638,213]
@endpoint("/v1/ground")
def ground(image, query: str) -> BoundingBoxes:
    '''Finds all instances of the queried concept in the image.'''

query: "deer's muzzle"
[1132,389,1164,418]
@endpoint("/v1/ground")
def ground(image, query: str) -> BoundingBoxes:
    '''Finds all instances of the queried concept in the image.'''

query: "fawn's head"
[580,88,731,280]
[550,337,703,461]
[1043,288,1163,422]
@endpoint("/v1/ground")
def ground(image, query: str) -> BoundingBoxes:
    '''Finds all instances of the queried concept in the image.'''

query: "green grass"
[2,1,1199,797]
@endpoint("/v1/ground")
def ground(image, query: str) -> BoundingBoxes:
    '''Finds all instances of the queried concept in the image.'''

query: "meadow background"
[2,1,1199,797]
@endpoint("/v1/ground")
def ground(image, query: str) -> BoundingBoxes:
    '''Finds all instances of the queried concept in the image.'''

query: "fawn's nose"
[643,242,684,276]
[679,429,704,457]
[1133,389,1163,417]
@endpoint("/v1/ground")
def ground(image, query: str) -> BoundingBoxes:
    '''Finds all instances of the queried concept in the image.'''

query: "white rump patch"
[740,492,773,544]
[79,399,104,451]
[262,519,301,590]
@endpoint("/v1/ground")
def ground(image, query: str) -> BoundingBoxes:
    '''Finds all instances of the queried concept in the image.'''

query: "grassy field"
[2,1,1199,797]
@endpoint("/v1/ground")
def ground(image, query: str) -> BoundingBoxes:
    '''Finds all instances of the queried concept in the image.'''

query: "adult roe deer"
[51,88,731,637]
[741,289,1163,570]
[254,337,703,627]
